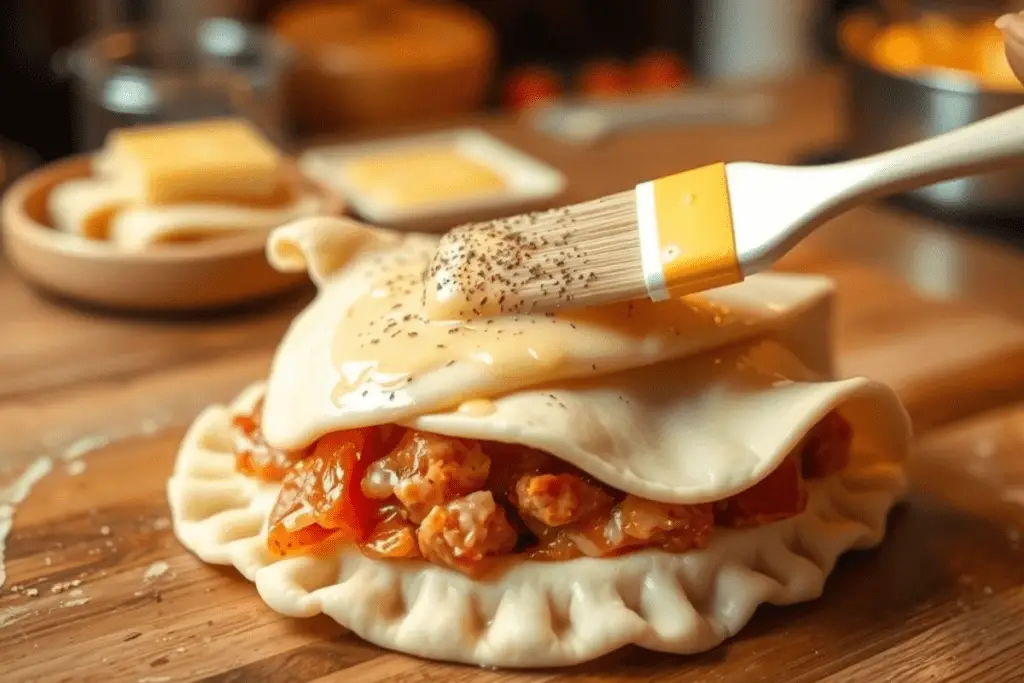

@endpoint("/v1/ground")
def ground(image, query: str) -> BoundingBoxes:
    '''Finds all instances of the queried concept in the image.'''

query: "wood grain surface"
[1,69,1023,682]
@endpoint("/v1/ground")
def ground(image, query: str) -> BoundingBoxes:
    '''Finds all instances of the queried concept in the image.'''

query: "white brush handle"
[727,105,1024,273]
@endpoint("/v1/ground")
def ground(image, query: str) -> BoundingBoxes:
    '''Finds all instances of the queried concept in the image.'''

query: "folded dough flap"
[261,218,842,449]
[411,339,911,504]
[266,216,406,286]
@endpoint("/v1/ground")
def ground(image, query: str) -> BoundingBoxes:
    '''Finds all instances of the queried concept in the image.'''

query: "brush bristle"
[424,191,647,317]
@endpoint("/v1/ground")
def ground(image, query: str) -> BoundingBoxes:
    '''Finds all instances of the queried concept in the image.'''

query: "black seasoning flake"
[591,364,597,370]
[436,344,446,349]
[389,392,396,401]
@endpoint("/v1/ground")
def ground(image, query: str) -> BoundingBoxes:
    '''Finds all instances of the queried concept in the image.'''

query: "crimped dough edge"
[169,383,908,668]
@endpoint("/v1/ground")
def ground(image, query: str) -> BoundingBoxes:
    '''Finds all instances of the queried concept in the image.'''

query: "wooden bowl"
[273,0,495,131]
[1,155,344,312]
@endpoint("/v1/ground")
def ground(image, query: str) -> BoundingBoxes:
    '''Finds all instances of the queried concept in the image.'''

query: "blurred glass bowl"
[59,19,291,151]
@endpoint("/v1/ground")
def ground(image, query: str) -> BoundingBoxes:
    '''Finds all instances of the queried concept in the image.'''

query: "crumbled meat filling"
[238,402,853,577]
[416,491,518,576]
[362,430,491,522]
[512,473,614,527]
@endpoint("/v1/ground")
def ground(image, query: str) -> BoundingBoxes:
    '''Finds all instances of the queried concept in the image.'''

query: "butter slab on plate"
[298,128,566,231]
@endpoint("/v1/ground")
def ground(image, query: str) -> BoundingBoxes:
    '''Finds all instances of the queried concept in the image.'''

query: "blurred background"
[0,0,997,154]
[3,0,1024,233]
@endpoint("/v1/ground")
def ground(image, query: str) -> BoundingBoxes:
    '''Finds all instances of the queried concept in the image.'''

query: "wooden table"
[1,70,1024,682]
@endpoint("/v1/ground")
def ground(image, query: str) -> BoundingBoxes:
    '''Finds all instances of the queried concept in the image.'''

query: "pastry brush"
[425,105,1024,318]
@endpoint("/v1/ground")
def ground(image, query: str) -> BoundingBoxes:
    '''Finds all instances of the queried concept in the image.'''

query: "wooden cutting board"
[1,256,1023,683]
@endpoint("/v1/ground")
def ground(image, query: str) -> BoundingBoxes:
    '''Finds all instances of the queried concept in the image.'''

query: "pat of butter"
[344,147,507,208]
[103,119,283,205]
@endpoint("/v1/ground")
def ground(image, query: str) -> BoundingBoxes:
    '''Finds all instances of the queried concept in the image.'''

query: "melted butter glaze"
[261,217,839,444]
[330,245,733,399]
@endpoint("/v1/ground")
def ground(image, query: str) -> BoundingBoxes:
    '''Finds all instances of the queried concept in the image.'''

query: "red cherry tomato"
[578,59,631,98]
[502,66,562,112]
[633,50,689,93]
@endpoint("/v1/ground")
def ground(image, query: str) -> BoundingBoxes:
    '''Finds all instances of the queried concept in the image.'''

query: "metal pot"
[840,11,1024,218]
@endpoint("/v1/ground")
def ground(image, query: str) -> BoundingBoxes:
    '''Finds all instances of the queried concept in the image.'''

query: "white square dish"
[298,128,567,229]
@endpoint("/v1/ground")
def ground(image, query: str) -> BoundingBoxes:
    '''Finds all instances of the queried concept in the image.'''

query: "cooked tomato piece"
[716,455,807,528]
[232,397,309,481]
[267,521,338,557]
[309,429,378,536]
[526,527,585,561]
[266,428,378,557]
[362,505,421,559]
[802,411,853,479]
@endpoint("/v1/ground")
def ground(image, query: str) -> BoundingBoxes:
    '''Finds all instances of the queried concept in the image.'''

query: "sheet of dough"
[169,216,911,667]
[262,218,838,451]
[170,367,908,667]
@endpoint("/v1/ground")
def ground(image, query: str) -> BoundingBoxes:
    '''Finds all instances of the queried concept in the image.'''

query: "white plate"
[298,128,566,225]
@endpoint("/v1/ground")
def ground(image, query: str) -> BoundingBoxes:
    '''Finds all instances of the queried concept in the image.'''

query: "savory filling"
[232,398,852,577]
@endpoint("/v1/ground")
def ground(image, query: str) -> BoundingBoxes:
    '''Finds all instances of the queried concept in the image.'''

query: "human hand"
[998,11,1024,83]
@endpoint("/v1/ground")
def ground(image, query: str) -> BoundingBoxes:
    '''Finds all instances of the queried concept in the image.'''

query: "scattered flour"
[10,585,39,598]
[0,604,36,628]
[100,526,111,536]
[60,597,90,608]
[140,418,163,436]
[65,460,87,476]
[0,457,55,590]
[50,579,82,594]
[61,434,109,462]
[60,587,90,608]
[144,561,170,583]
